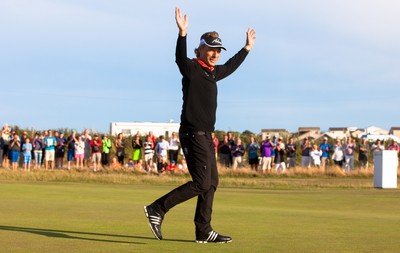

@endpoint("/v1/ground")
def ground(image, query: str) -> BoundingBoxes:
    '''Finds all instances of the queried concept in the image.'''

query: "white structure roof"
[110,122,180,137]
[361,134,400,143]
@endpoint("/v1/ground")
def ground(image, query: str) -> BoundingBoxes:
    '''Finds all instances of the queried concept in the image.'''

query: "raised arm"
[175,7,188,37]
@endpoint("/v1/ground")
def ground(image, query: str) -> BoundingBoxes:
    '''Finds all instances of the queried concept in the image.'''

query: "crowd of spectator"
[214,132,399,174]
[0,124,190,175]
[254,135,399,174]
[1,124,399,174]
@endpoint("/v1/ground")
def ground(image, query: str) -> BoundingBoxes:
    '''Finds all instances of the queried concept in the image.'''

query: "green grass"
[0,168,389,189]
[0,181,399,253]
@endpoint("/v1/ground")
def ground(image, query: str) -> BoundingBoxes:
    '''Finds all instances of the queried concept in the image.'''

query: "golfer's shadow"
[0,225,192,244]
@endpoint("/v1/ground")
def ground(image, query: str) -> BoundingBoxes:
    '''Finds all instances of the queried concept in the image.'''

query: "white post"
[373,150,398,189]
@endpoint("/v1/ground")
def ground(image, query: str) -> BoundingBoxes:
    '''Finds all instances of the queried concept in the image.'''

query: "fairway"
[0,182,399,253]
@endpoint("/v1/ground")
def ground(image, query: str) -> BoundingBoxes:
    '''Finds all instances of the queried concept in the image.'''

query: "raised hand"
[245,28,256,51]
[175,7,188,36]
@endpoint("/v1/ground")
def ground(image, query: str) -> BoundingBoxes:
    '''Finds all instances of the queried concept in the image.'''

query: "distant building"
[110,122,180,137]
[296,127,321,141]
[353,126,399,143]
[389,127,400,139]
[260,128,289,140]
[365,126,389,135]
[350,126,389,139]
[350,128,365,138]
[327,127,349,140]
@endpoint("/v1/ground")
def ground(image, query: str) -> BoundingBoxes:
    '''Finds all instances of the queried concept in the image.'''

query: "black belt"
[179,126,209,136]
[180,131,208,136]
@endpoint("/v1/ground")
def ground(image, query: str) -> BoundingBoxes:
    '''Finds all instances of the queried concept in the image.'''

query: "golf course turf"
[0,181,399,253]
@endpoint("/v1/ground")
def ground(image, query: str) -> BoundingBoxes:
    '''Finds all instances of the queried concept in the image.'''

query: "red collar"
[193,58,214,71]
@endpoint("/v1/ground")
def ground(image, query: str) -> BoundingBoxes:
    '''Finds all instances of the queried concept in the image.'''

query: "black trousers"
[152,130,218,238]
[101,152,110,166]
[168,149,179,163]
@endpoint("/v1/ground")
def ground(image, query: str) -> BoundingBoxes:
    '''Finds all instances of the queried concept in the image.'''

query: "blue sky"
[1,0,399,134]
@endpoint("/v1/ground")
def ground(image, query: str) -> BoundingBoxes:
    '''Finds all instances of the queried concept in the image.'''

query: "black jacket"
[175,35,248,132]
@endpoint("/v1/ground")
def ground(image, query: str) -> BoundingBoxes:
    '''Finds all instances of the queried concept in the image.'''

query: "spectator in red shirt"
[388,140,400,155]
[165,160,177,174]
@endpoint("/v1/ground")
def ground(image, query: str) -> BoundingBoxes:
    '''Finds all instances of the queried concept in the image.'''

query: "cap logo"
[211,38,222,45]
[199,37,226,50]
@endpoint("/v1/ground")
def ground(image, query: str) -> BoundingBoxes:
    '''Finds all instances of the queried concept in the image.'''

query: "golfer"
[144,7,256,243]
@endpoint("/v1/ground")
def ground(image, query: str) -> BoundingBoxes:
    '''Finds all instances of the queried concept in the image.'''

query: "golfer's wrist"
[244,45,252,52]
[179,30,187,37]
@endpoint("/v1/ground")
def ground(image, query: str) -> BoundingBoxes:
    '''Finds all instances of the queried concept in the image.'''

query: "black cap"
[199,37,226,50]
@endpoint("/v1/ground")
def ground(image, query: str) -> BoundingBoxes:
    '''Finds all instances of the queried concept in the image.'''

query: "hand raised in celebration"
[245,28,256,51]
[175,7,188,37]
